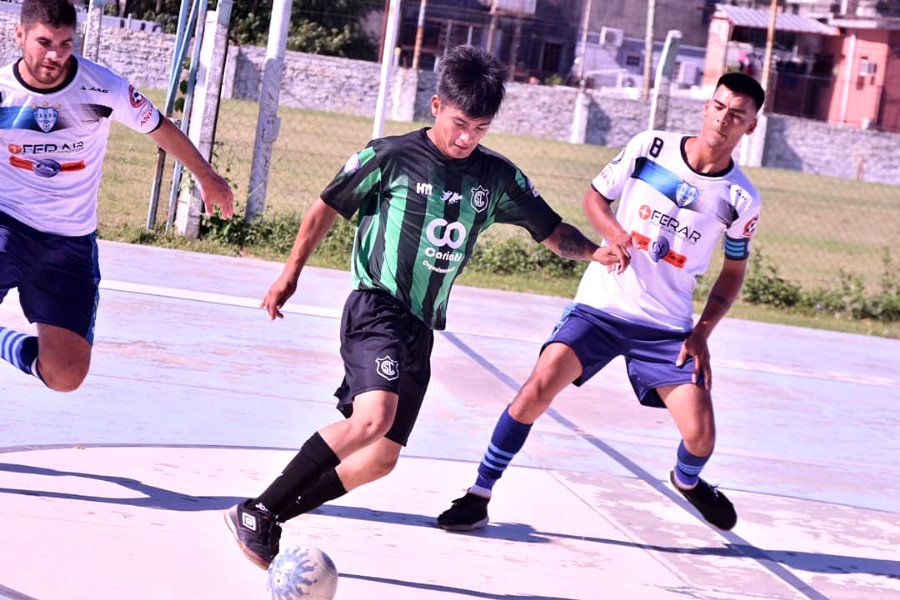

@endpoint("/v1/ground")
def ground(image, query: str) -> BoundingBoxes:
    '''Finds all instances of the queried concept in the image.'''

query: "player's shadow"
[312,504,900,580]
[340,573,575,599]
[0,462,241,511]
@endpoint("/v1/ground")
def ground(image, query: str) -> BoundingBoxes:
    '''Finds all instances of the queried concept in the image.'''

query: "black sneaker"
[670,471,737,531]
[437,491,490,531]
[224,499,282,569]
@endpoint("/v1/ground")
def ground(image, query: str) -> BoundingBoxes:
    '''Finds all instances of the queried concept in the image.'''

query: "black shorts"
[334,289,434,446]
[0,211,100,343]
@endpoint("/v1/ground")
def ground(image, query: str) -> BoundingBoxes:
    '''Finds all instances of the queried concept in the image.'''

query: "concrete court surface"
[0,240,897,600]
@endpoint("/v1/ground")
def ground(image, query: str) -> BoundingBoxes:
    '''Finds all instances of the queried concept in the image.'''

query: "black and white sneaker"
[437,491,490,531]
[224,499,282,569]
[670,471,737,531]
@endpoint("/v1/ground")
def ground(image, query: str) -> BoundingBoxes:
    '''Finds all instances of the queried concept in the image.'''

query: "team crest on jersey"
[470,185,489,213]
[128,85,148,109]
[375,355,399,381]
[675,181,700,208]
[32,103,59,133]
[342,152,361,175]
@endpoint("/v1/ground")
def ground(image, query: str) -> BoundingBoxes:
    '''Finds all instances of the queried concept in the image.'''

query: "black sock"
[255,432,340,517]
[277,468,347,522]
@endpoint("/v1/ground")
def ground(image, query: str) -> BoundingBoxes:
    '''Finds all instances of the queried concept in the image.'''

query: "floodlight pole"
[372,0,401,140]
[412,0,427,69]
[641,0,656,101]
[245,0,293,222]
[760,0,778,105]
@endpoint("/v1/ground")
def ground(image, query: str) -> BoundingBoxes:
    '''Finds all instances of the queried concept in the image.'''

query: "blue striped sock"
[674,440,710,488]
[0,327,39,376]
[473,406,532,492]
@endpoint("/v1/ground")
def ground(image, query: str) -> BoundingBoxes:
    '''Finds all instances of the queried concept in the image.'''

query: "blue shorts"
[0,211,100,343]
[543,303,704,408]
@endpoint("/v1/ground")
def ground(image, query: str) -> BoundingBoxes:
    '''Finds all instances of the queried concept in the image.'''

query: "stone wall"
[0,10,897,185]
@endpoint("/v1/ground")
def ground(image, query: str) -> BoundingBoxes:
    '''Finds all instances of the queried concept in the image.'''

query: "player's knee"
[511,378,555,419]
[346,413,393,445]
[41,366,87,392]
[370,453,399,479]
[684,422,716,456]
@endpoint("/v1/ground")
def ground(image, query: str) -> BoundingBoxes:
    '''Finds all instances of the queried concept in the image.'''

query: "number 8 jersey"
[575,130,762,332]
[0,56,162,236]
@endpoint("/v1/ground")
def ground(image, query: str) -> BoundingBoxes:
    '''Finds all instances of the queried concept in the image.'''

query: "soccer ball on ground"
[267,546,338,600]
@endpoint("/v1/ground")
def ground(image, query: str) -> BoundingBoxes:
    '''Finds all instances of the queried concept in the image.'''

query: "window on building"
[626,54,641,67]
[542,42,563,73]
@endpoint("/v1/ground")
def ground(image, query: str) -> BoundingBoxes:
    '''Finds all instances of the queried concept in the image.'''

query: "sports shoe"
[224,499,282,569]
[670,471,737,531]
[437,491,490,531]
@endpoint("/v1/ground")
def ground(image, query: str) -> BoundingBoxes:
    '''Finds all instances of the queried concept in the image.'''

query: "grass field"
[97,94,900,338]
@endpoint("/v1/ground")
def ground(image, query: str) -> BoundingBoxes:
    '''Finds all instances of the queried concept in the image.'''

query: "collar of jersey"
[420,128,477,166]
[679,135,734,179]
[13,55,80,95]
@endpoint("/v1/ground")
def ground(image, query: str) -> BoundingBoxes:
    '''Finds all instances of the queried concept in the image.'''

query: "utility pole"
[486,0,498,53]
[576,0,593,83]
[641,0,656,101]
[412,0,428,69]
[760,0,778,107]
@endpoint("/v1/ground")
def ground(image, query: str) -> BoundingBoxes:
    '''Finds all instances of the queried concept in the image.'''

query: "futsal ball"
[267,546,338,600]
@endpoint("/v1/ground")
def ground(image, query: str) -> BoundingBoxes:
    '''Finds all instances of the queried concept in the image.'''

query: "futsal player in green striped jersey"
[225,45,631,569]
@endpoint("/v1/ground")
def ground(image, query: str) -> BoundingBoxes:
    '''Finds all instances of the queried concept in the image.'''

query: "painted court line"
[441,331,831,600]
[99,279,896,389]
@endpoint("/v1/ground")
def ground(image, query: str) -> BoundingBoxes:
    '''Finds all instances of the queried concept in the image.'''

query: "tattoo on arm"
[708,293,732,308]
[555,224,594,260]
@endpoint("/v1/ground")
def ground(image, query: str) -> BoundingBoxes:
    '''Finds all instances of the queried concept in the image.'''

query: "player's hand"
[261,274,298,320]
[591,241,631,274]
[199,172,235,219]
[676,331,712,391]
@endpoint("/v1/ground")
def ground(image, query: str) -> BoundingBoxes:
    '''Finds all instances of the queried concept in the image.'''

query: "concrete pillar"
[245,0,292,222]
[738,113,767,168]
[82,0,104,61]
[569,87,590,144]
[175,0,232,239]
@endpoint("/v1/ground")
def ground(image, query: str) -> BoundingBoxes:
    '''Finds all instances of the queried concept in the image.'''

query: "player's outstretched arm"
[677,257,748,390]
[148,117,234,218]
[541,222,630,274]
[582,187,631,249]
[261,198,340,320]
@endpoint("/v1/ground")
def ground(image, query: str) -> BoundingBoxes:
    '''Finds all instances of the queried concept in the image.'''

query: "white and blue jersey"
[575,130,761,331]
[0,56,162,236]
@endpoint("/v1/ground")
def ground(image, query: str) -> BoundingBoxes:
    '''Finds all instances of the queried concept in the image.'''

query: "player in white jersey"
[438,72,765,532]
[0,0,233,392]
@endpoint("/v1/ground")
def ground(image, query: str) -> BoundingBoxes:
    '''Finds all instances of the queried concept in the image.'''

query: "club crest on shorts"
[375,355,399,381]
[470,185,489,213]
[32,104,59,133]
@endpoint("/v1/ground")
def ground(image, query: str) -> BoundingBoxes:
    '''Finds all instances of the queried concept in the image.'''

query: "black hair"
[716,72,765,112]
[20,0,77,28]
[437,45,508,119]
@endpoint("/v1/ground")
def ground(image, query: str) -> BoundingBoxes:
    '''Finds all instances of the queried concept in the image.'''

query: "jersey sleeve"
[494,168,562,242]
[112,78,162,133]
[590,131,652,201]
[320,143,383,220]
[723,182,761,260]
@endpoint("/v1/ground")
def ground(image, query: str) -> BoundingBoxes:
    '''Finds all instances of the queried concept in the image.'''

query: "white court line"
[99,279,900,389]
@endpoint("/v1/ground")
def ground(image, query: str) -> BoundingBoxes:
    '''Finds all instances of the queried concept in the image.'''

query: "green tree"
[231,0,378,60]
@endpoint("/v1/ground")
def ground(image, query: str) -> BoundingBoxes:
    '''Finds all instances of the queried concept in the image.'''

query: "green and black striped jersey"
[321,128,562,330]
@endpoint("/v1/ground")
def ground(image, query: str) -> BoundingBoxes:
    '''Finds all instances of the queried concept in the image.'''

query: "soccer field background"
[97,93,899,326]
